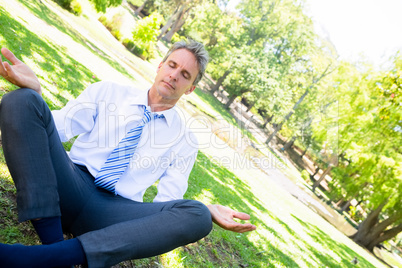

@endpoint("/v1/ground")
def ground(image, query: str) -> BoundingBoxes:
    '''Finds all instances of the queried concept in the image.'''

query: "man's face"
[152,48,199,104]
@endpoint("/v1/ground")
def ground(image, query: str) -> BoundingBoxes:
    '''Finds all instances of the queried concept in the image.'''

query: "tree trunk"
[162,16,186,42]
[246,102,255,112]
[368,213,400,241]
[162,5,190,43]
[157,6,181,40]
[335,198,344,208]
[135,0,149,16]
[211,69,231,94]
[348,198,402,251]
[311,167,320,178]
[262,114,273,128]
[340,200,351,213]
[301,144,310,158]
[265,88,310,144]
[247,28,256,46]
[225,95,237,109]
[312,165,333,192]
[265,122,283,144]
[367,223,402,251]
[282,136,296,151]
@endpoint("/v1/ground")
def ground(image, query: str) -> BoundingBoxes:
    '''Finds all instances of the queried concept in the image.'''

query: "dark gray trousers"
[0,88,212,267]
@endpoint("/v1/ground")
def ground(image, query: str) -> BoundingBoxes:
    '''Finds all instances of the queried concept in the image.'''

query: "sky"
[227,0,402,69]
[304,0,402,69]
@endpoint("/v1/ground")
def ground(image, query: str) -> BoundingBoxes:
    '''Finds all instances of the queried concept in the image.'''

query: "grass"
[0,5,98,109]
[0,0,394,267]
[19,0,138,82]
[0,148,38,245]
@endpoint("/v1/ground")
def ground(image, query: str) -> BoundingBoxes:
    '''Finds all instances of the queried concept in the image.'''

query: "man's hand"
[207,204,256,233]
[0,48,42,95]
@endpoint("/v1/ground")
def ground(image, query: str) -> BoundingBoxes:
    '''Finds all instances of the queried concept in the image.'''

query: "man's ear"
[185,85,196,95]
[157,62,163,72]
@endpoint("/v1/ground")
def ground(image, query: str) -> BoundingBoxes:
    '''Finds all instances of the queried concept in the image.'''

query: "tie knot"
[142,107,164,124]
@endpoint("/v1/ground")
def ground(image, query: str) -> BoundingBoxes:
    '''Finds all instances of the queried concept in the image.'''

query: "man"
[0,40,256,267]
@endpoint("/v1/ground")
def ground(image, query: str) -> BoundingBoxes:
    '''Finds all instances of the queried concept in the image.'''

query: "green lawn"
[0,0,390,267]
[0,4,98,108]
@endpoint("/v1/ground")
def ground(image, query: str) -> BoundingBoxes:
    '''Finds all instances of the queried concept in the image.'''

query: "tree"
[161,5,188,42]
[320,54,402,250]
[265,61,335,144]
[223,49,278,109]
[240,0,328,135]
[347,54,402,250]
[183,0,245,95]
[312,163,334,192]
[157,0,204,42]
[350,194,402,252]
[89,0,123,13]
[135,0,150,16]
[193,0,283,106]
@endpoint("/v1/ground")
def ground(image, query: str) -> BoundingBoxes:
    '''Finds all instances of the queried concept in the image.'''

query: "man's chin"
[157,87,178,99]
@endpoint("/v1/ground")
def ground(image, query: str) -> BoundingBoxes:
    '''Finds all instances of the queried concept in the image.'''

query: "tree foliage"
[131,12,164,59]
[312,54,402,248]
[90,0,123,13]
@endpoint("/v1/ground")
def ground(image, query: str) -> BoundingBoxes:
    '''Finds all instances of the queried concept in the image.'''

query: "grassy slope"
[0,0,389,267]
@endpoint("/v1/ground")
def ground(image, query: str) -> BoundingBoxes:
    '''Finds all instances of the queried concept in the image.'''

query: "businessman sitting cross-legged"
[0,40,256,268]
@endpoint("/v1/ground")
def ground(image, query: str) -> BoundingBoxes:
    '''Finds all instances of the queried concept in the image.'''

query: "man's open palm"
[207,204,256,233]
[0,48,41,95]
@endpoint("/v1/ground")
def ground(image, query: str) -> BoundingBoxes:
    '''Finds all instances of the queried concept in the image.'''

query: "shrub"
[71,0,82,16]
[122,38,145,60]
[109,12,123,31]
[301,169,310,181]
[131,12,163,60]
[122,38,135,51]
[98,15,107,25]
[98,12,124,40]
[53,0,82,16]
[111,29,122,41]
[54,0,72,9]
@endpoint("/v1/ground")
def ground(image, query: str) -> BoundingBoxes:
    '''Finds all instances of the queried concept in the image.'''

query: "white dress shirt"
[52,81,198,202]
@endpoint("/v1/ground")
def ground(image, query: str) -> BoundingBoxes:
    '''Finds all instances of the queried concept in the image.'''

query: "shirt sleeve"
[153,131,199,202]
[52,82,104,142]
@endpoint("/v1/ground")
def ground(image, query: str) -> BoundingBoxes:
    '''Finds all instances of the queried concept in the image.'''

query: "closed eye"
[167,60,192,80]
[182,71,191,80]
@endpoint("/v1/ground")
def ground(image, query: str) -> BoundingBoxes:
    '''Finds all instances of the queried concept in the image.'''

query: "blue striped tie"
[95,106,164,193]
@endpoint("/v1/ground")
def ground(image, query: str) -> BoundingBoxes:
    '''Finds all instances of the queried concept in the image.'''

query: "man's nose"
[169,68,180,80]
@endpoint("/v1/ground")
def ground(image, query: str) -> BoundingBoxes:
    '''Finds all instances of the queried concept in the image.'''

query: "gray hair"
[162,39,209,86]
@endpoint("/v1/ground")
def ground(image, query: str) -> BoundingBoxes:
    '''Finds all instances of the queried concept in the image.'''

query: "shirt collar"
[129,89,177,128]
